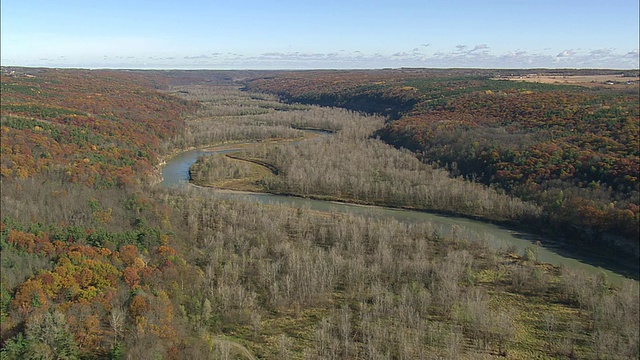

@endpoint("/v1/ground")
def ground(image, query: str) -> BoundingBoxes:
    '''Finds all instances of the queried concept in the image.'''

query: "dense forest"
[244,69,640,255]
[189,87,541,222]
[1,67,638,359]
[1,68,195,188]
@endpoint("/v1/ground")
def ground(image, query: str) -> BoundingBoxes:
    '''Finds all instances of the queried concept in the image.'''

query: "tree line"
[245,70,640,254]
[188,98,543,222]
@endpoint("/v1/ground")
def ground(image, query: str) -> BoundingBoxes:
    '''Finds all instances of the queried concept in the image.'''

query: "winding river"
[161,143,634,284]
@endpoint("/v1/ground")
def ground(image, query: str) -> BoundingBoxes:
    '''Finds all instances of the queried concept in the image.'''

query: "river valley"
[161,140,635,284]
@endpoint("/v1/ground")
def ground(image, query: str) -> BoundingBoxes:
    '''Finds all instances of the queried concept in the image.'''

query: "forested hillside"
[245,69,640,253]
[1,68,638,359]
[1,68,199,357]
[1,68,194,188]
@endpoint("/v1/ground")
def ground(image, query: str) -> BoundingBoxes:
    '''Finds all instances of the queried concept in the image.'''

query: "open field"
[494,74,640,89]
[190,153,276,192]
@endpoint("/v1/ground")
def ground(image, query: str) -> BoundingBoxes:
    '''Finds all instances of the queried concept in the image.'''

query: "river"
[161,144,634,284]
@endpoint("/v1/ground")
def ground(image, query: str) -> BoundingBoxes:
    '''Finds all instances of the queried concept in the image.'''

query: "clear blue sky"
[2,0,638,69]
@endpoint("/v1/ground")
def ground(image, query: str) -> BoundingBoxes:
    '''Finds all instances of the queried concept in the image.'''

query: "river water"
[161,145,633,284]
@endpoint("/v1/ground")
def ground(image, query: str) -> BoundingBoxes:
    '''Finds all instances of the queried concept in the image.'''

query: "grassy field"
[189,131,320,192]
[494,74,640,89]
[190,153,276,192]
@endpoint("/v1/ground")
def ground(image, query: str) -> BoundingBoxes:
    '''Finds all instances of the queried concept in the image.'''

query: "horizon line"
[3,65,640,71]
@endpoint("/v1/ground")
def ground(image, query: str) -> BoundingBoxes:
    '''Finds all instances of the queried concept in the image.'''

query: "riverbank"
[154,130,321,186]
[190,164,636,284]
[164,83,638,280]
[156,81,638,359]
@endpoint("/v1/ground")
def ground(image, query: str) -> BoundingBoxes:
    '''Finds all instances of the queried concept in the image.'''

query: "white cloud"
[471,44,489,52]
[4,44,637,69]
[556,50,575,57]
[454,45,468,52]
[590,48,613,57]
[184,55,212,59]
